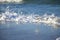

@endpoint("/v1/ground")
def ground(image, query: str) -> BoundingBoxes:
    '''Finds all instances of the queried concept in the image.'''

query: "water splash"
[0,6,60,27]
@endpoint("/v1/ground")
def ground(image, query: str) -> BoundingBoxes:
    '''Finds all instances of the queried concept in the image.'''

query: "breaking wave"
[0,6,60,27]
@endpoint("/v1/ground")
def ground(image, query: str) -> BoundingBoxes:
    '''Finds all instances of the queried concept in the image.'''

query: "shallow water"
[0,4,60,40]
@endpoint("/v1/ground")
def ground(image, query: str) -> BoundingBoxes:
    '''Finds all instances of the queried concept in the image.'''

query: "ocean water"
[0,3,60,40]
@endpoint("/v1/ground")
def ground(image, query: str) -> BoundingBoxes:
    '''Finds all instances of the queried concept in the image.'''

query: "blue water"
[0,4,60,16]
[0,4,60,40]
